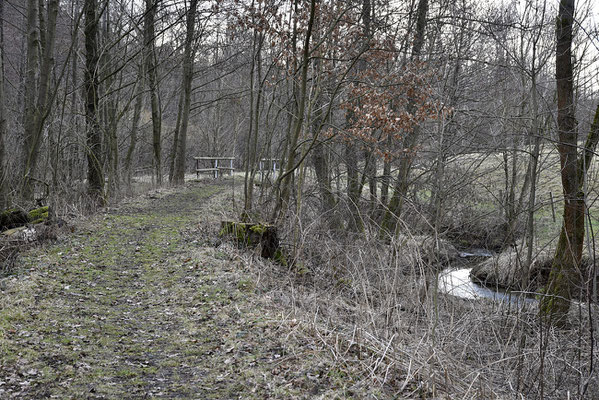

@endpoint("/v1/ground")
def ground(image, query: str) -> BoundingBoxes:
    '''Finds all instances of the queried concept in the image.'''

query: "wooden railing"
[259,158,280,181]
[193,157,235,179]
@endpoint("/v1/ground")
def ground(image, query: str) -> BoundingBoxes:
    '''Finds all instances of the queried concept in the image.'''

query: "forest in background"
[1,0,596,212]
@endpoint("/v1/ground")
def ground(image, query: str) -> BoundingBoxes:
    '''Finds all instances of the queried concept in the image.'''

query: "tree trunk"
[125,65,144,187]
[84,0,105,205]
[101,6,120,198]
[22,0,39,197]
[343,0,372,231]
[173,0,198,185]
[272,0,316,220]
[344,141,361,229]
[366,150,377,212]
[243,19,263,217]
[169,89,183,183]
[523,29,543,287]
[540,0,583,320]
[22,0,59,200]
[0,0,6,208]
[311,49,340,229]
[144,0,162,186]
[69,0,81,182]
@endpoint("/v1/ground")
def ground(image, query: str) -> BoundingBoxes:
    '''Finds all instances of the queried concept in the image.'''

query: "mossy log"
[219,221,279,259]
[0,206,50,231]
[0,209,30,231]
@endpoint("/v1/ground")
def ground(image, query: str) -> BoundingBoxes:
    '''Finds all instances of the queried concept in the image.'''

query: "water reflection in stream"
[438,249,537,305]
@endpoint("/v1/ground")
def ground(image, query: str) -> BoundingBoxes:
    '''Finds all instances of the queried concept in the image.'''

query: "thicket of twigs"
[241,181,599,399]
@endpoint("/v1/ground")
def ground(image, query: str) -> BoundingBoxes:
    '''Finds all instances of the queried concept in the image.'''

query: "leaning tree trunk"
[84,0,104,206]
[540,0,585,320]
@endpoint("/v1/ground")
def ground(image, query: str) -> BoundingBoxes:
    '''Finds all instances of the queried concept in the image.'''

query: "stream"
[437,249,537,305]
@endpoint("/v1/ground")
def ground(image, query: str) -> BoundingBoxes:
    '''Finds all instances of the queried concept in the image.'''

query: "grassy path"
[0,182,324,399]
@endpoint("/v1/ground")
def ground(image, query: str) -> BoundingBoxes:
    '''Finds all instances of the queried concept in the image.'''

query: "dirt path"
[0,182,341,399]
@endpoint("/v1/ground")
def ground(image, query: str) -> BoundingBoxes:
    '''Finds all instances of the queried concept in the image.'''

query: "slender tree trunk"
[313,140,339,227]
[144,0,162,186]
[84,0,104,205]
[380,114,392,209]
[247,43,262,203]
[431,116,446,230]
[22,0,40,199]
[243,18,262,217]
[343,0,372,231]
[524,36,542,287]
[345,140,361,228]
[125,67,144,187]
[169,89,183,183]
[173,0,198,185]
[273,0,317,220]
[102,5,120,197]
[0,0,6,207]
[311,38,340,229]
[268,0,298,218]
[366,150,377,211]
[69,0,80,182]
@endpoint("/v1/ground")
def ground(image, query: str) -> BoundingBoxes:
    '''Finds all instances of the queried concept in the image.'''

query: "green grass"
[439,146,599,248]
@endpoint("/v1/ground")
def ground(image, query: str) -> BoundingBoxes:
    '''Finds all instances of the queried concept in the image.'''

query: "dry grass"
[239,206,599,399]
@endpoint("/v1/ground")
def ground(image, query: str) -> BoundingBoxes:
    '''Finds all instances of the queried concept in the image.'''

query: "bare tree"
[144,0,162,185]
[22,0,60,200]
[125,63,144,187]
[272,0,317,220]
[84,0,105,205]
[540,0,599,320]
[172,0,199,185]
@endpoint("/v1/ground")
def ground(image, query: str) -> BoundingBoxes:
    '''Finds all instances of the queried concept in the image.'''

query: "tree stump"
[219,221,279,259]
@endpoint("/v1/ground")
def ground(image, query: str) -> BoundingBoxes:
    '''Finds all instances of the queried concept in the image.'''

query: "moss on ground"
[0,182,364,399]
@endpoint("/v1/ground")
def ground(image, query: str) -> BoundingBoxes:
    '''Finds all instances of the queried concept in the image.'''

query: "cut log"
[0,209,30,231]
[219,221,279,259]
[0,206,50,232]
